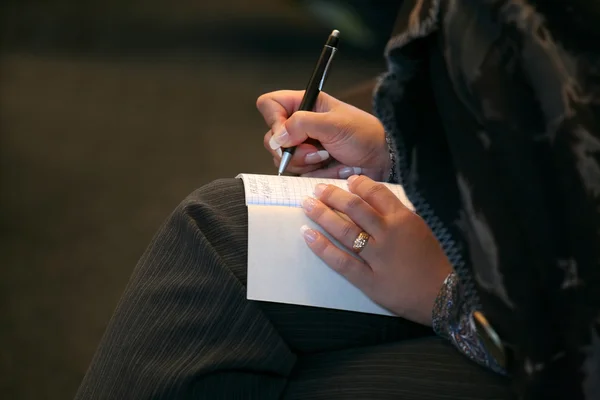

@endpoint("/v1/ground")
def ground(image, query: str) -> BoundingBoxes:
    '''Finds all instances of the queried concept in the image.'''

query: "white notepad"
[236,173,415,316]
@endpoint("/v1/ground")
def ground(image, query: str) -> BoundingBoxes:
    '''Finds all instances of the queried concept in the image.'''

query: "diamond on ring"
[352,231,370,254]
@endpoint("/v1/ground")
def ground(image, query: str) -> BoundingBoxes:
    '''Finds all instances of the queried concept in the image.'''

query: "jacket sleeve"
[432,272,506,375]
[385,133,400,183]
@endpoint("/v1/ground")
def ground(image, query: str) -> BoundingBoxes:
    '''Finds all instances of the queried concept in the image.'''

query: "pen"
[278,29,340,176]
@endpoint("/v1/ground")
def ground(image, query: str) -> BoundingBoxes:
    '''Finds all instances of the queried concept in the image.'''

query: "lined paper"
[236,173,414,211]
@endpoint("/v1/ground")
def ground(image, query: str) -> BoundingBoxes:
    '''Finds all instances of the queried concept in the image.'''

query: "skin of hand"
[300,175,453,326]
[256,90,391,181]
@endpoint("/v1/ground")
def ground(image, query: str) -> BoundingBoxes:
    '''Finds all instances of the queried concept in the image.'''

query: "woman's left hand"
[301,175,453,326]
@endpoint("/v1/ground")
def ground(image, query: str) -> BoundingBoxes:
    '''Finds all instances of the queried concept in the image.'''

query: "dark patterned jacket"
[372,1,600,398]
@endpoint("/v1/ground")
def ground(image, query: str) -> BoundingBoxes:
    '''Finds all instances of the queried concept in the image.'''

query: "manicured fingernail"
[276,148,282,158]
[347,175,359,184]
[268,135,279,150]
[269,129,289,149]
[301,225,317,243]
[313,183,327,197]
[302,196,316,211]
[339,167,362,179]
[305,150,330,164]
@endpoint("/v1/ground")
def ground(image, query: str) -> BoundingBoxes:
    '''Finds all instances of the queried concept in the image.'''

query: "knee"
[187,178,244,204]
[178,178,246,227]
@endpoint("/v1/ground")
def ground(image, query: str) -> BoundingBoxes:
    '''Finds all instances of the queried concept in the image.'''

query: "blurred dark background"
[0,1,398,398]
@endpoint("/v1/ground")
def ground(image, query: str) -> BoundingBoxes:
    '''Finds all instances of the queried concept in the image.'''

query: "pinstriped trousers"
[75,179,512,399]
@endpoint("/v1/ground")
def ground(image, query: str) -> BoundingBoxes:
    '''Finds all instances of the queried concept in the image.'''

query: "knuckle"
[287,112,307,133]
[332,254,352,273]
[334,120,352,139]
[364,182,385,200]
[311,235,328,253]
[390,209,414,231]
[309,201,326,220]
[348,175,368,190]
[315,92,332,111]
[326,115,352,142]
[256,93,268,110]
[353,174,369,186]
[340,221,355,239]
[317,184,335,203]
[398,208,417,224]
[263,131,272,147]
[344,195,362,212]
[369,214,385,232]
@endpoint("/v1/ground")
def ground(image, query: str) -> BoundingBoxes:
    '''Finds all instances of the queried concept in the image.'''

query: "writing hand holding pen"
[256,31,391,182]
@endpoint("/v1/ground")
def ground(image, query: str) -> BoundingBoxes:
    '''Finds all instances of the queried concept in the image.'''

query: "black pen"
[278,29,340,176]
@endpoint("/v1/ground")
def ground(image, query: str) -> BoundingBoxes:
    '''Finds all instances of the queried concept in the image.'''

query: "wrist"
[406,262,453,327]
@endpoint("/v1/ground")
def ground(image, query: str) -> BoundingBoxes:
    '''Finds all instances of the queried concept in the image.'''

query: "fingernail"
[268,135,279,150]
[276,148,282,158]
[313,183,327,197]
[305,150,330,164]
[339,167,362,179]
[347,175,358,184]
[301,225,317,243]
[269,129,289,149]
[302,196,316,212]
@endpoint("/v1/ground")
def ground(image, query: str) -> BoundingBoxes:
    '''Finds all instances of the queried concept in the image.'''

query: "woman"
[76,1,599,399]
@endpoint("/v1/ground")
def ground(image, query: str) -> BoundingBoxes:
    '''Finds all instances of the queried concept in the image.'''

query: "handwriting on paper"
[236,173,415,211]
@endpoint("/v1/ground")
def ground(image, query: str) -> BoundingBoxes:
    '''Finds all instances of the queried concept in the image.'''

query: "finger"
[303,165,385,183]
[266,139,329,167]
[301,162,344,179]
[301,166,383,182]
[267,110,333,150]
[264,130,284,158]
[256,90,336,124]
[274,163,325,176]
[256,90,302,134]
[301,225,374,292]
[302,164,363,180]
[270,143,331,175]
[347,175,403,215]
[268,97,347,150]
[303,149,331,165]
[264,129,286,159]
[302,196,379,260]
[273,157,329,176]
[257,90,338,141]
[263,130,331,162]
[312,183,385,238]
[272,157,327,176]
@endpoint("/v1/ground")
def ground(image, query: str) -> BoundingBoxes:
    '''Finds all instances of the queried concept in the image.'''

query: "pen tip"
[331,29,340,38]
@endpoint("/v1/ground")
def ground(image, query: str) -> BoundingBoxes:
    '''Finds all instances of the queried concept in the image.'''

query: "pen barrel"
[298,44,336,112]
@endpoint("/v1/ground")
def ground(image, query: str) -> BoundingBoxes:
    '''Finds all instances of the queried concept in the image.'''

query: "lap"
[285,337,511,400]
[199,179,511,398]
[76,178,511,399]
[191,178,432,353]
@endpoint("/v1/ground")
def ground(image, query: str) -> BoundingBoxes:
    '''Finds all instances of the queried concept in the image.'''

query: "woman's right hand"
[256,90,391,181]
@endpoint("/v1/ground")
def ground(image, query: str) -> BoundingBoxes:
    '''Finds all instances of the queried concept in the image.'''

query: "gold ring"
[352,231,370,254]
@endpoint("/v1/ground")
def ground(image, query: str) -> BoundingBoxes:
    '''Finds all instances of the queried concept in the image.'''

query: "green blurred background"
[0,1,398,398]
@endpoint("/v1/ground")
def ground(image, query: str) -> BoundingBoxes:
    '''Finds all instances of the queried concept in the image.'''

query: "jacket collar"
[386,0,441,56]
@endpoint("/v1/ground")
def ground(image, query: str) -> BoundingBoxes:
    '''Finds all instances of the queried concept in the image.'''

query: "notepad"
[236,173,415,316]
